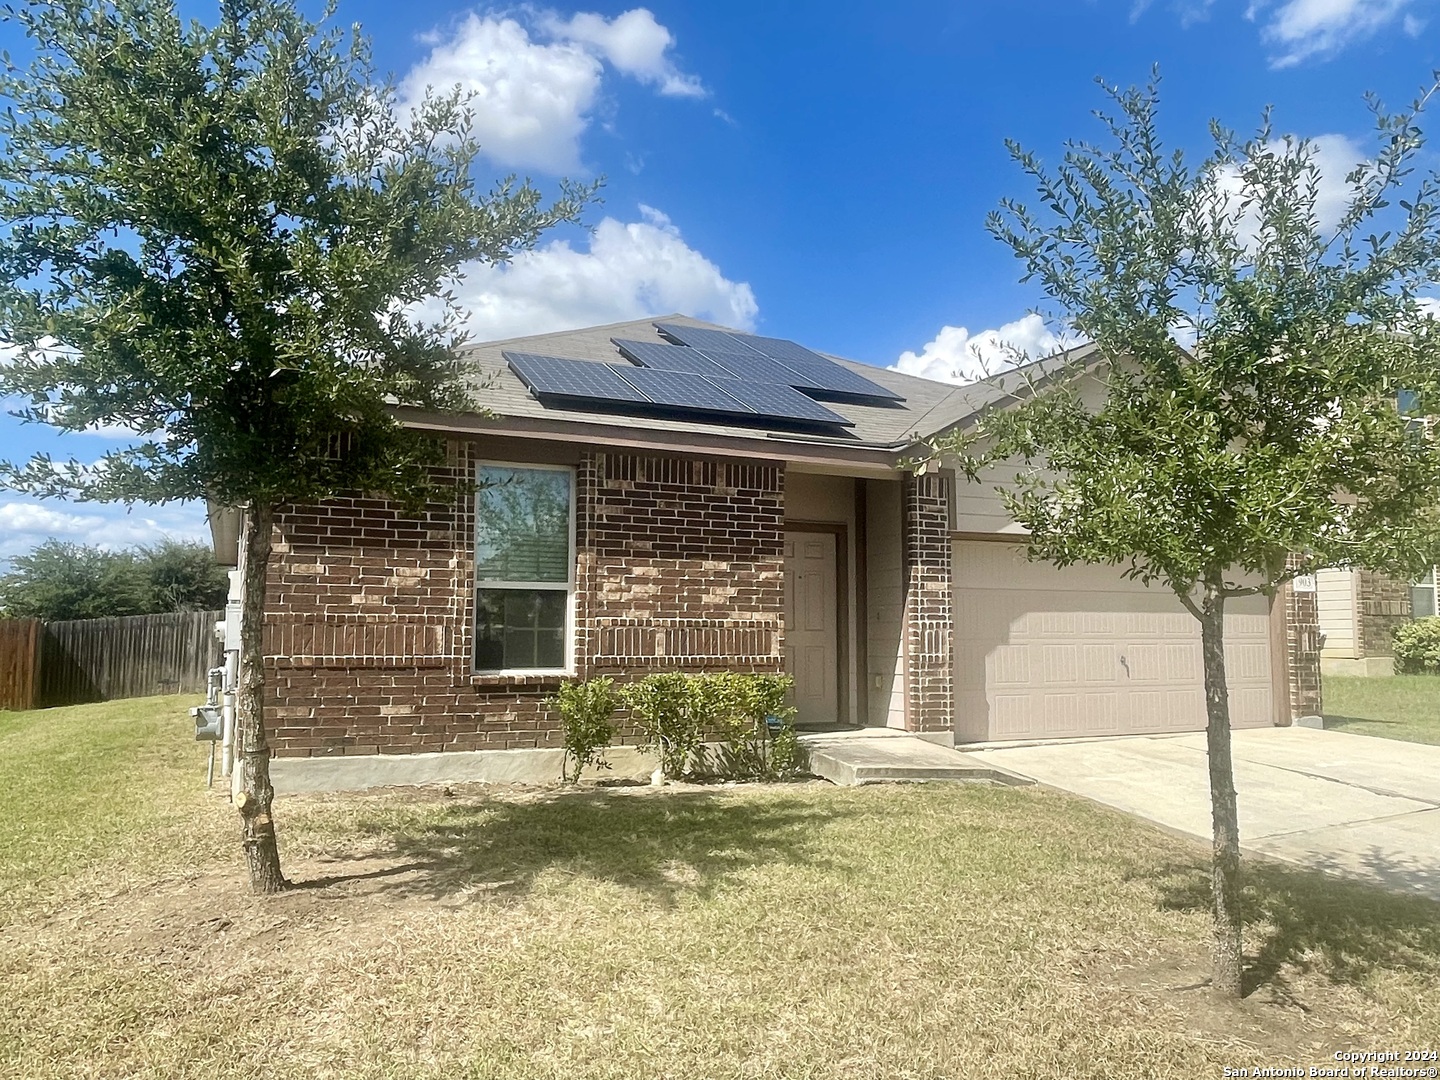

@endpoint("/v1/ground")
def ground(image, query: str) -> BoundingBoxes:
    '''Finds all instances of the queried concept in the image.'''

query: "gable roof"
[401,314,1097,466]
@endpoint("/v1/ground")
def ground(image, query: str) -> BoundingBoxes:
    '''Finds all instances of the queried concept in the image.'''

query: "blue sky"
[2,0,1438,561]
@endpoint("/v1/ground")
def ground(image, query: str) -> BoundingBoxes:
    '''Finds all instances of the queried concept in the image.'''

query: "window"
[474,463,575,672]
[1411,567,1439,619]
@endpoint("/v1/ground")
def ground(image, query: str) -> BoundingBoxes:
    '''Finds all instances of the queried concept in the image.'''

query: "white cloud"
[0,498,209,564]
[538,9,705,97]
[891,314,1068,385]
[401,14,601,174]
[1252,0,1415,67]
[400,8,705,174]
[439,205,758,341]
[1210,133,1365,245]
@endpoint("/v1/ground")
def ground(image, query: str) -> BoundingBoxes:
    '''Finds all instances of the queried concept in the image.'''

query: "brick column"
[902,472,954,738]
[1285,574,1322,720]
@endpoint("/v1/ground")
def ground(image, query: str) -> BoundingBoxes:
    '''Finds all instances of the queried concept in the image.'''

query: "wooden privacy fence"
[0,619,41,711]
[0,610,224,710]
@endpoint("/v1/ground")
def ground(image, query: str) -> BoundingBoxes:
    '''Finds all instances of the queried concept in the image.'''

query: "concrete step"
[799,731,1033,788]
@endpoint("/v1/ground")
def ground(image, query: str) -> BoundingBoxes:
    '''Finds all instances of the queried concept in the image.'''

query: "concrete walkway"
[800,729,1030,787]
[966,727,1440,901]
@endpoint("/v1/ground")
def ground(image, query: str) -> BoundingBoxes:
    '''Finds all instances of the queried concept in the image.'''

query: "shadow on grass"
[1143,854,1440,998]
[1323,713,1402,728]
[290,787,850,906]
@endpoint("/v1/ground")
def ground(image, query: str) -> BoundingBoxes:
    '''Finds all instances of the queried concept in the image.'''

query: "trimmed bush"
[1393,616,1440,674]
[621,672,703,780]
[622,672,800,782]
[550,676,619,782]
[695,672,796,780]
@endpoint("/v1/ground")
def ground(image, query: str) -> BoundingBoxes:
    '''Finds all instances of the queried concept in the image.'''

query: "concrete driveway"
[967,727,1440,902]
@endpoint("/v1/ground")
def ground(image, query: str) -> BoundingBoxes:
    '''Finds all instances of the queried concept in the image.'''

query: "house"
[235,315,1322,791]
[1315,568,1416,676]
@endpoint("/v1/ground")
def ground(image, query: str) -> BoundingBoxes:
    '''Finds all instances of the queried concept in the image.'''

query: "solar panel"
[657,322,905,402]
[728,333,906,400]
[653,322,765,357]
[609,365,752,413]
[718,380,855,426]
[611,339,732,377]
[505,352,648,402]
[693,348,828,390]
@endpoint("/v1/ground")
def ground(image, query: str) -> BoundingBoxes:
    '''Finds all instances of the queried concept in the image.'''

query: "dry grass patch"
[2,698,1438,1079]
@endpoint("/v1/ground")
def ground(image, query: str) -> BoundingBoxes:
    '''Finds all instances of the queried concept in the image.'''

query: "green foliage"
[768,722,801,781]
[621,672,702,781]
[1393,617,1440,674]
[0,0,596,512]
[694,672,797,780]
[622,672,797,782]
[550,677,619,783]
[931,71,1440,607]
[0,539,229,620]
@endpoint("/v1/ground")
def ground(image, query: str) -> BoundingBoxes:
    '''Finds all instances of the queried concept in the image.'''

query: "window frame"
[1411,566,1439,620]
[472,460,577,675]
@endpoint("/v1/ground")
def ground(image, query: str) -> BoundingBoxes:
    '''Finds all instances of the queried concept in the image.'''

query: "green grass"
[0,695,223,919]
[1324,674,1440,745]
[1,697,1437,1079]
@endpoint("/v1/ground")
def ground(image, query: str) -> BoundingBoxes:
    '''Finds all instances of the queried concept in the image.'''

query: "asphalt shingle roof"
[450,314,1097,452]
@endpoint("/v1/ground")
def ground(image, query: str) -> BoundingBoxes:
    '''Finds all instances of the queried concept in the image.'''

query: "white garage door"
[953,541,1275,742]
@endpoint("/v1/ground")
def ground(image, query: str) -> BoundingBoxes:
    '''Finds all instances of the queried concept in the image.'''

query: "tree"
[142,539,232,612]
[0,540,148,619]
[0,538,230,618]
[0,0,593,893]
[928,71,1440,997]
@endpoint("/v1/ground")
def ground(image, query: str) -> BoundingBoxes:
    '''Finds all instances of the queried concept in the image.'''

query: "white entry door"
[784,531,840,727]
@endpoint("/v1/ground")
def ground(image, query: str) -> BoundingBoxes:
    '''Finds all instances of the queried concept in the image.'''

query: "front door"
[784,531,839,727]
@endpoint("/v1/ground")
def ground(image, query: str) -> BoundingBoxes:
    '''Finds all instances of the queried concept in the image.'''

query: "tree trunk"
[1198,579,1243,998]
[236,500,287,894]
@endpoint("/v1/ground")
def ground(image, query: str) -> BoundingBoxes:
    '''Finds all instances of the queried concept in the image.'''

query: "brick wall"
[580,452,785,674]
[1356,570,1411,659]
[262,442,786,758]
[902,473,953,735]
[1285,569,1322,720]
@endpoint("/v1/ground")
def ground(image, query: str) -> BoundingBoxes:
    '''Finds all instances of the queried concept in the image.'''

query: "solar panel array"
[503,350,854,428]
[654,323,904,402]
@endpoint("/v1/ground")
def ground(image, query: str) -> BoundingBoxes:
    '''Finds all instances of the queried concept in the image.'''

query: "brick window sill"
[467,672,571,688]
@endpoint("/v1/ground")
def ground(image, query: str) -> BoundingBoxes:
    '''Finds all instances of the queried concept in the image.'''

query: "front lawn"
[1324,674,1440,745]
[1,697,1437,1079]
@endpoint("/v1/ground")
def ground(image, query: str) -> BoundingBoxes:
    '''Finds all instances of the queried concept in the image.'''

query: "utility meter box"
[192,705,223,742]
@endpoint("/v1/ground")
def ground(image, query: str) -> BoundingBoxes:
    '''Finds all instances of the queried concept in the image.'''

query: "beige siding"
[944,373,1110,538]
[1316,568,1359,658]
[953,541,1273,742]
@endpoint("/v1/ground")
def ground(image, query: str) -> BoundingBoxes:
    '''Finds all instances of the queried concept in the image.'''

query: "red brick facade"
[902,473,954,735]
[263,442,785,758]
[1356,570,1412,659]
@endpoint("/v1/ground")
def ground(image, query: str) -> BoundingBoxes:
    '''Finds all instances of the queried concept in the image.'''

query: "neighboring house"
[1315,567,1416,676]
[224,315,1321,790]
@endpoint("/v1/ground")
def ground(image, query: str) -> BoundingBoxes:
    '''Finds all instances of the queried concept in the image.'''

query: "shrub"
[768,721,801,780]
[1393,617,1440,674]
[621,672,799,782]
[621,672,703,780]
[550,677,619,782]
[695,672,796,780]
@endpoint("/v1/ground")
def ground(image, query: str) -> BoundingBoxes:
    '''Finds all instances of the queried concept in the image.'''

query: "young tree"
[928,72,1440,997]
[0,0,592,892]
